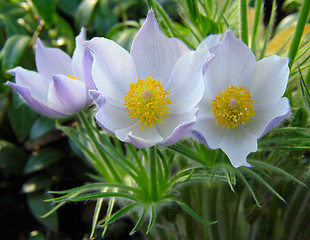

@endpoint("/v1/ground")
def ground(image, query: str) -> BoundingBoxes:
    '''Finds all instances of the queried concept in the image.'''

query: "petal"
[85,37,136,102]
[83,49,96,104]
[197,34,221,50]
[245,97,290,138]
[166,49,213,114]
[220,127,257,168]
[35,38,73,79]
[89,90,106,108]
[193,117,226,149]
[249,55,289,108]
[115,123,163,148]
[6,82,65,118]
[7,67,50,105]
[91,91,134,134]
[47,74,87,114]
[170,37,190,55]
[72,28,87,79]
[157,109,198,145]
[130,10,187,84]
[205,30,256,96]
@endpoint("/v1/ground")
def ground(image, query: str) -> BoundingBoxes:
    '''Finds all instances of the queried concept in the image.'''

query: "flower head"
[192,30,290,168]
[87,11,213,148]
[6,28,95,117]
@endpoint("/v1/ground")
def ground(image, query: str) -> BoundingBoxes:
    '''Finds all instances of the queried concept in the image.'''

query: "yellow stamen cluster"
[211,85,255,128]
[124,76,171,130]
[68,75,80,81]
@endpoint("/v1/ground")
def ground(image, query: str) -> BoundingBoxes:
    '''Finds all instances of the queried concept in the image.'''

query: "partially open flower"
[6,28,95,118]
[87,11,213,148]
[192,30,290,168]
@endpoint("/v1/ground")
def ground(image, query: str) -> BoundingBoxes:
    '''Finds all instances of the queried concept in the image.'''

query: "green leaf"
[22,175,53,193]
[32,0,57,25]
[0,34,31,72]
[75,0,99,29]
[0,140,27,176]
[103,202,140,226]
[235,170,261,207]
[57,0,80,17]
[199,15,220,36]
[90,197,104,239]
[28,190,58,232]
[69,192,139,202]
[130,207,146,235]
[299,66,310,113]
[29,116,55,141]
[106,20,140,39]
[146,204,156,234]
[94,0,118,36]
[0,14,28,37]
[178,201,217,225]
[7,94,38,142]
[24,147,64,174]
[0,2,27,18]
[288,0,310,69]
[249,159,306,186]
[242,168,286,202]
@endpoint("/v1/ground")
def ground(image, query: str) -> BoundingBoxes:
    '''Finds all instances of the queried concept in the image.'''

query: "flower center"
[124,76,171,130]
[211,85,255,128]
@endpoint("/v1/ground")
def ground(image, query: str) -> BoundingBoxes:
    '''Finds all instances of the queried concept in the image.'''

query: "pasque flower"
[86,11,213,148]
[6,28,95,117]
[192,30,290,168]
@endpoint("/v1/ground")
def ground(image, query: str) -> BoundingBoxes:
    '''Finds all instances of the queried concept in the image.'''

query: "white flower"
[192,30,290,167]
[86,11,213,148]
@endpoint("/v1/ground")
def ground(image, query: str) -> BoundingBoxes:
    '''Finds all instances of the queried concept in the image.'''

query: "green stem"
[78,111,122,183]
[240,0,248,45]
[251,0,263,53]
[149,146,158,201]
[288,0,310,69]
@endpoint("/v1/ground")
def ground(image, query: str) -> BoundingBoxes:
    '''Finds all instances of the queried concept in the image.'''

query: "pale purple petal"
[158,109,199,146]
[165,50,213,114]
[193,116,226,149]
[260,111,290,138]
[249,56,289,108]
[169,37,190,56]
[197,34,221,50]
[191,129,209,147]
[219,127,257,168]
[89,90,106,108]
[83,49,95,104]
[72,27,87,79]
[115,123,163,148]
[47,74,87,114]
[245,97,290,138]
[35,38,73,79]
[205,30,256,96]
[130,11,187,84]
[7,67,50,105]
[6,82,65,118]
[128,134,160,149]
[85,37,136,102]
[92,97,134,134]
